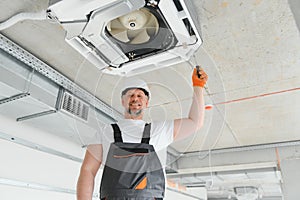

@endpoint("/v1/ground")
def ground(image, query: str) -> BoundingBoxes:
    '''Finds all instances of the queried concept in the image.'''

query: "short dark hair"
[121,87,149,99]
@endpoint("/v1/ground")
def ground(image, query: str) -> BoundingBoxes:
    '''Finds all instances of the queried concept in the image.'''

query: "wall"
[0,114,92,199]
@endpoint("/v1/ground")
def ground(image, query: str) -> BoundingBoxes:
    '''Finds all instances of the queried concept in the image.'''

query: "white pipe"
[0,10,47,30]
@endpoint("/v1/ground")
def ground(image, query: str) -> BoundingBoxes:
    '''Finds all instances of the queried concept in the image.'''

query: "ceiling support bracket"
[0,92,30,105]
[16,110,57,122]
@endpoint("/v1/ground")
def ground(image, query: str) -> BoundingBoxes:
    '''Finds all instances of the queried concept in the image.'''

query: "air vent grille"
[182,18,195,36]
[61,91,89,121]
[173,0,183,11]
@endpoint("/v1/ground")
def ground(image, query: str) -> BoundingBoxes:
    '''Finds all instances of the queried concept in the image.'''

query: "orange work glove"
[192,66,208,87]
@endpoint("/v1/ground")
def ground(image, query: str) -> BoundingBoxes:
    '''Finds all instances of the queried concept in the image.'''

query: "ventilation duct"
[48,0,202,76]
[0,47,116,146]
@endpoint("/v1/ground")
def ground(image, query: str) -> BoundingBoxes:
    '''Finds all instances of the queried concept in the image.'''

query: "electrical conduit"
[0,10,47,30]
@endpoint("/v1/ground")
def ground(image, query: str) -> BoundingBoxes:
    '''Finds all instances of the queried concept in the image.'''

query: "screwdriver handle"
[196,65,201,78]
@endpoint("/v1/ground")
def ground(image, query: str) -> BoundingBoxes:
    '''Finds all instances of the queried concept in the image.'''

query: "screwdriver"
[196,65,201,78]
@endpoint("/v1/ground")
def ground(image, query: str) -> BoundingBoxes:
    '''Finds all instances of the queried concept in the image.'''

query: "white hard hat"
[120,78,151,99]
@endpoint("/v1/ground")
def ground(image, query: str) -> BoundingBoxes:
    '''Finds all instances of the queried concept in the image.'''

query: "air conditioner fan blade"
[107,8,159,44]
[129,29,150,44]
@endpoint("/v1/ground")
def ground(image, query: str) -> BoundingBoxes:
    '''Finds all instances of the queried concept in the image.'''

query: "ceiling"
[0,0,300,199]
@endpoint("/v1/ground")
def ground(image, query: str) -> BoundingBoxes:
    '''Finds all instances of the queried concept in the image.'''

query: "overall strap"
[141,123,151,144]
[111,123,123,143]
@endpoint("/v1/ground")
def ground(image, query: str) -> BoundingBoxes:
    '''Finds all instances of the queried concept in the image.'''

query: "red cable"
[215,87,300,105]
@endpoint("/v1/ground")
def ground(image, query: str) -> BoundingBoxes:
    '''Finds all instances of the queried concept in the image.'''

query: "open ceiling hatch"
[48,0,202,76]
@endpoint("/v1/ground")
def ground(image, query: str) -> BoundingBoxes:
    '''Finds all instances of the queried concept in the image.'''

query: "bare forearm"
[173,68,207,140]
[173,87,205,140]
[77,145,102,200]
[188,86,205,130]
[77,168,95,200]
[188,67,207,130]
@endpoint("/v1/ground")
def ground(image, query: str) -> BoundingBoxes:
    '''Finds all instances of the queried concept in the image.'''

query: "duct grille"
[234,186,259,200]
[61,91,89,121]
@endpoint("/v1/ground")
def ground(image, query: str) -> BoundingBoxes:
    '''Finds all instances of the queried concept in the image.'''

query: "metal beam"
[0,33,122,121]
[0,131,83,162]
[0,92,30,105]
[0,177,99,198]
[0,177,77,195]
[167,141,300,173]
[166,142,300,200]
[16,109,57,121]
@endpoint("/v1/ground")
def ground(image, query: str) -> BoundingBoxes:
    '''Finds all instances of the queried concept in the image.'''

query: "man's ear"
[121,96,125,107]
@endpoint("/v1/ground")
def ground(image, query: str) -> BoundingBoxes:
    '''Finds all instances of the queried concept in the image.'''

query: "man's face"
[121,88,149,118]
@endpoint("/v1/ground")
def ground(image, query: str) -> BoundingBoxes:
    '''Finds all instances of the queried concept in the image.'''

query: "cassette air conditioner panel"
[48,0,202,75]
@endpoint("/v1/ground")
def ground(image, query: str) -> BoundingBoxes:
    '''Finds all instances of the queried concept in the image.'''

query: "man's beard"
[127,108,143,117]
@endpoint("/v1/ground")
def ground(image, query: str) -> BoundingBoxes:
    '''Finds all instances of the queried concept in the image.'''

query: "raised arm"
[77,144,102,200]
[173,67,208,141]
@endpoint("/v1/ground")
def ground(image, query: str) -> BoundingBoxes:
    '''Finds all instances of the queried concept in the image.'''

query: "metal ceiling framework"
[0,33,122,122]
[167,140,300,199]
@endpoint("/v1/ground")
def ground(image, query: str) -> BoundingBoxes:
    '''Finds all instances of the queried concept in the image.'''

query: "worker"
[77,66,208,200]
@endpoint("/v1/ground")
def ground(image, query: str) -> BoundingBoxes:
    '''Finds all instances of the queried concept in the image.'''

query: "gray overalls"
[100,123,165,200]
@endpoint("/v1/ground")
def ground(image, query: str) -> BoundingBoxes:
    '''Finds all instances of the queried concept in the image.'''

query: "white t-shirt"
[94,119,174,167]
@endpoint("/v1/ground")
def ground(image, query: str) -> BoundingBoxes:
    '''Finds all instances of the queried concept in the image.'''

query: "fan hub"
[129,22,136,28]
[119,10,147,30]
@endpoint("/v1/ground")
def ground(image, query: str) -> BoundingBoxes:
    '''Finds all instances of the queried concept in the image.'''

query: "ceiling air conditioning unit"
[48,0,202,76]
